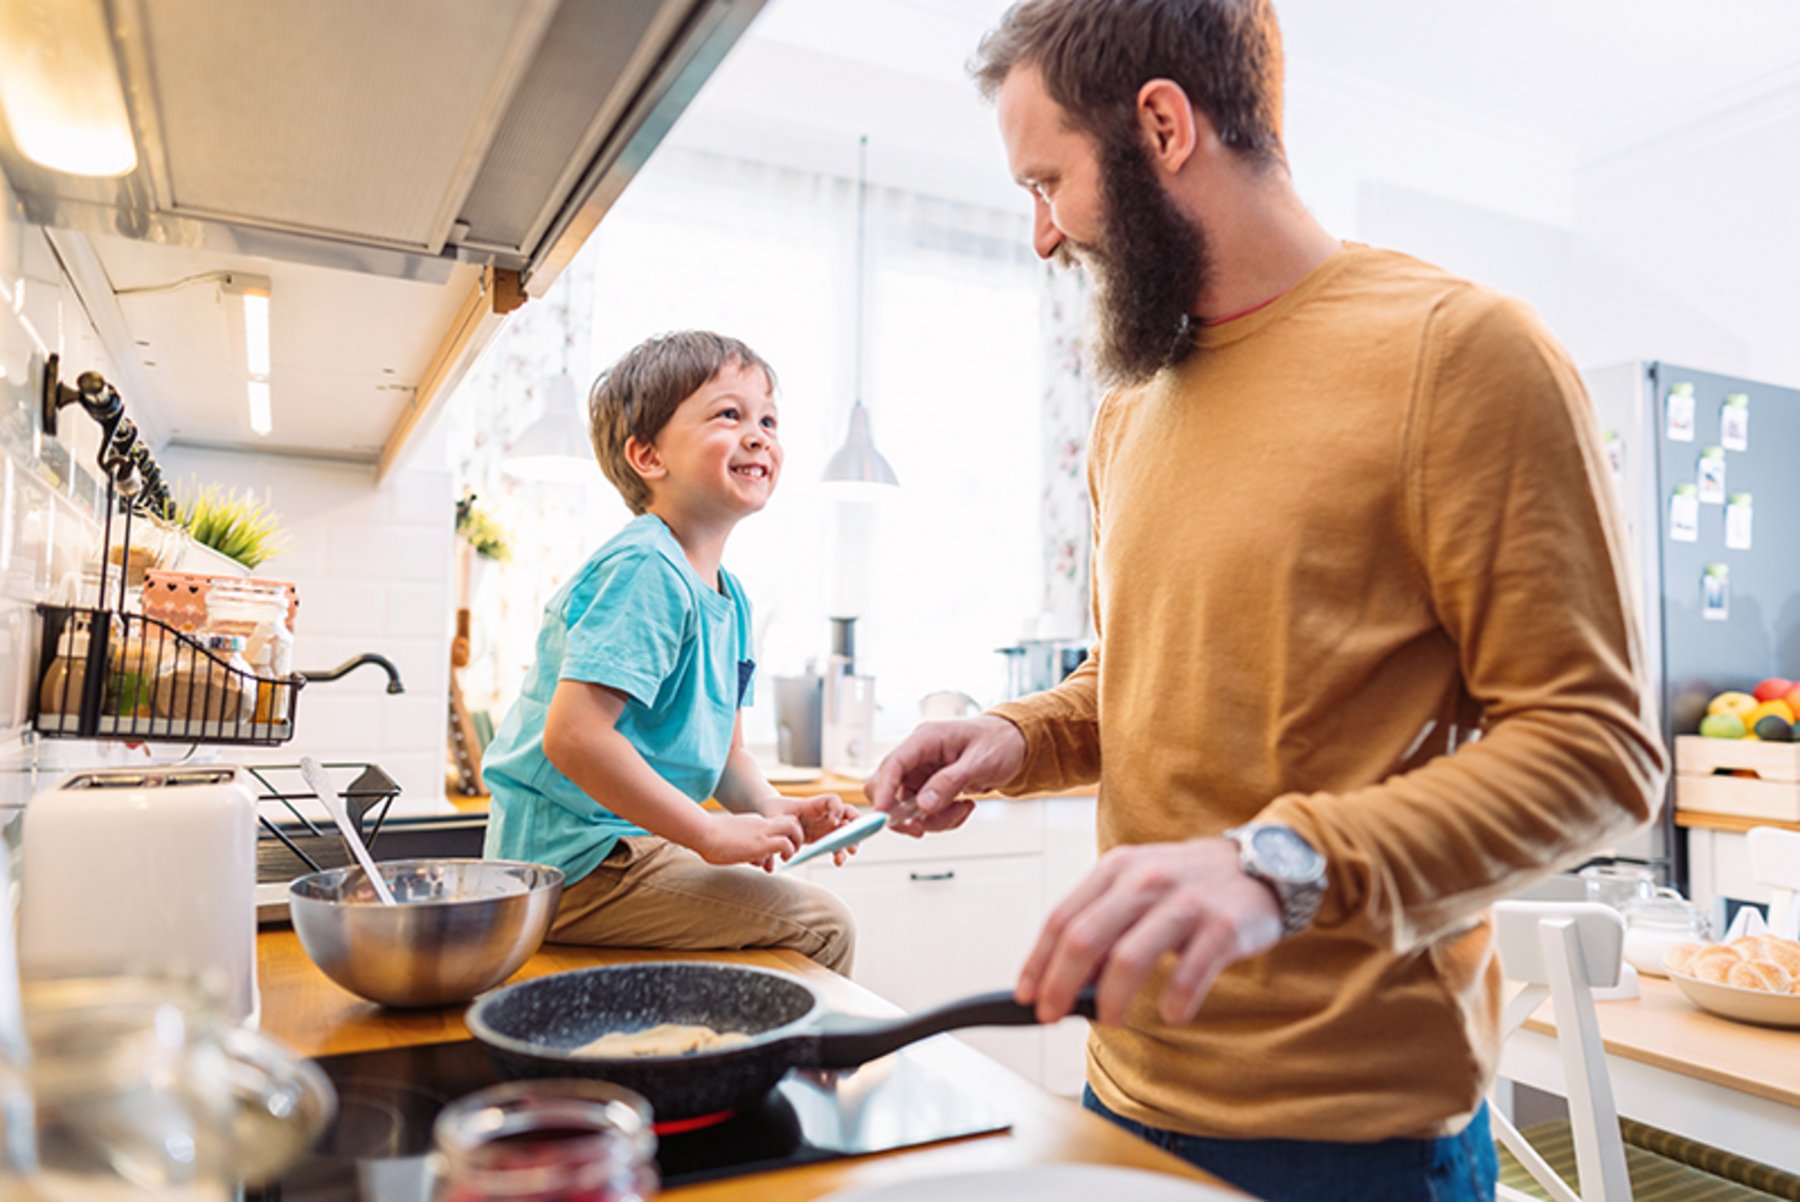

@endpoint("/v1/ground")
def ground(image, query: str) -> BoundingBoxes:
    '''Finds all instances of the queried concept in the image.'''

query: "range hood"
[1,0,764,475]
[5,0,762,288]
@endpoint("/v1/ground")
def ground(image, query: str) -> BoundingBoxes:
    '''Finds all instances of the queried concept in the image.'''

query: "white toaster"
[18,765,260,1024]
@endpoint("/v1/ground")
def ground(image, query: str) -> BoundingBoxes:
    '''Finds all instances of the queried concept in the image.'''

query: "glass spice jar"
[200,581,293,723]
[431,1080,658,1202]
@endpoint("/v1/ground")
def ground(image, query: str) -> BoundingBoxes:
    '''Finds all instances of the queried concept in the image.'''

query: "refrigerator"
[1584,361,1800,884]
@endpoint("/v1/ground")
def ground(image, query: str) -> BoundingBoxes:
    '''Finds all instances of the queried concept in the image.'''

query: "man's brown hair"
[587,331,776,515]
[971,0,1286,168]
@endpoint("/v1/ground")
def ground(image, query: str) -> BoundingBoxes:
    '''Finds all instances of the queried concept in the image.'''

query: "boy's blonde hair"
[587,331,777,515]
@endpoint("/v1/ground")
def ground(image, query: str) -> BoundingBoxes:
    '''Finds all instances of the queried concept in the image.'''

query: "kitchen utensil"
[780,797,921,872]
[18,765,261,1023]
[300,755,395,905]
[780,809,889,871]
[466,961,1098,1121]
[818,1165,1236,1201]
[288,858,563,1008]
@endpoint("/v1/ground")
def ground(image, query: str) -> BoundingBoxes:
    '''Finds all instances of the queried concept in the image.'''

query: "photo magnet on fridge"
[1666,381,1696,442]
[1726,493,1754,551]
[1721,392,1750,452]
[1603,430,1626,494]
[1669,484,1699,543]
[1697,446,1727,505]
[1702,564,1730,622]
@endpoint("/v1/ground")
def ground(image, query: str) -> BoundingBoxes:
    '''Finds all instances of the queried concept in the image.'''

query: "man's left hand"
[1016,838,1285,1028]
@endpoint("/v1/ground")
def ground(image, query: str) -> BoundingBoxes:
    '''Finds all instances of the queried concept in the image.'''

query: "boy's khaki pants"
[548,835,856,975]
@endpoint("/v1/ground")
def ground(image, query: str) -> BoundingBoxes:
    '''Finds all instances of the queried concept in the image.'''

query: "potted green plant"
[455,492,512,563]
[172,483,288,575]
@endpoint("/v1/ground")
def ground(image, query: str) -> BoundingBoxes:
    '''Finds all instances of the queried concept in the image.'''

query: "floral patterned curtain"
[1037,262,1099,640]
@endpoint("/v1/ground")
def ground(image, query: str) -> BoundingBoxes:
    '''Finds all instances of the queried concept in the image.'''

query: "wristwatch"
[1224,823,1327,938]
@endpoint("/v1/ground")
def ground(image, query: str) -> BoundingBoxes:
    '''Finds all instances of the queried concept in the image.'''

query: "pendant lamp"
[502,373,591,483]
[822,136,899,496]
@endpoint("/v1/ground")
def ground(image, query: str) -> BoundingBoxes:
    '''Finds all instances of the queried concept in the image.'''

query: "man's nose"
[1032,197,1064,260]
[743,426,766,449]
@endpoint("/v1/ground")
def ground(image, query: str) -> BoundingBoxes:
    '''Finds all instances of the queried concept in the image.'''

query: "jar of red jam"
[431,1080,658,1202]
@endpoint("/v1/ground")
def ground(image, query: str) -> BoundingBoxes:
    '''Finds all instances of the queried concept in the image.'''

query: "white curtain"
[448,148,1051,748]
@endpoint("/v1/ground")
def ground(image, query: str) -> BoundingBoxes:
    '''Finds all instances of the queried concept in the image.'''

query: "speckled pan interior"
[466,961,824,1120]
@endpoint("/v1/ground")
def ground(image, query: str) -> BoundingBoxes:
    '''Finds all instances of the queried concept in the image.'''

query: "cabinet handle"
[909,870,956,882]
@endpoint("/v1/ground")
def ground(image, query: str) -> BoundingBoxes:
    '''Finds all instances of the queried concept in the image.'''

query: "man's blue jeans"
[1083,1086,1498,1202]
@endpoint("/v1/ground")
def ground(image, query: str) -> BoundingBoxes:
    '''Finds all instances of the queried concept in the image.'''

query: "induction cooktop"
[246,1036,1012,1199]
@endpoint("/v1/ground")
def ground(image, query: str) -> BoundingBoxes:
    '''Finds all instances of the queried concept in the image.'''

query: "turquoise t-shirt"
[482,514,755,885]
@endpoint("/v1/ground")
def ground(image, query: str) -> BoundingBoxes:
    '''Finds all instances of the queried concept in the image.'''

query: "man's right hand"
[696,811,804,871]
[866,716,1027,837]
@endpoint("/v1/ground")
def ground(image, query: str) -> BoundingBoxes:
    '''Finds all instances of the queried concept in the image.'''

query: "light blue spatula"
[780,801,918,871]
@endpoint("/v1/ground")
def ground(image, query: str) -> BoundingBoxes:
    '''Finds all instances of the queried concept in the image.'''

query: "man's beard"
[1058,131,1211,388]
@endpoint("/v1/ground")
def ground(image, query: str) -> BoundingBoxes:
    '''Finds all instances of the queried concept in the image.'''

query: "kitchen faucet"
[300,653,406,694]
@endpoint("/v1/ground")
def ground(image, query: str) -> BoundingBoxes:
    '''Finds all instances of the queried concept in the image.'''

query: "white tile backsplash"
[156,446,457,811]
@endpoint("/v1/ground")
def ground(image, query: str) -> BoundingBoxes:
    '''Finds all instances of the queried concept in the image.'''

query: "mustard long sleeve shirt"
[991,243,1667,1142]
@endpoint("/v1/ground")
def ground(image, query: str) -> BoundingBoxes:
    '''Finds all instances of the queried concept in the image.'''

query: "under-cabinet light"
[0,0,139,177]
[247,379,272,437]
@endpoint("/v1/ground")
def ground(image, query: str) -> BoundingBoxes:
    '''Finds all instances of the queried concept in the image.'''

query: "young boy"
[483,331,856,972]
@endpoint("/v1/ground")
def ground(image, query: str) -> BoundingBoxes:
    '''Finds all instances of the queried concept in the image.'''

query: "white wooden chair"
[1492,900,1632,1202]
[1745,826,1799,939]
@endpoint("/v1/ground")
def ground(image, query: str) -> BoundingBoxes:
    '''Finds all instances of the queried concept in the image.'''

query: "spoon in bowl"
[300,756,396,905]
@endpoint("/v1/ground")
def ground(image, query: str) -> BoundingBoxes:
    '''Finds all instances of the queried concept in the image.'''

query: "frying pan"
[465,961,1097,1121]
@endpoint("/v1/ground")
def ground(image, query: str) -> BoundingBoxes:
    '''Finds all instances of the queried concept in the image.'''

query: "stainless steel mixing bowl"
[288,858,564,1008]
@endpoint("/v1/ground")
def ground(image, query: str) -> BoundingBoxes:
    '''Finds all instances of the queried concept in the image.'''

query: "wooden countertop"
[257,931,1233,1199]
[447,772,1099,815]
[1521,974,1800,1109]
[1674,809,1800,835]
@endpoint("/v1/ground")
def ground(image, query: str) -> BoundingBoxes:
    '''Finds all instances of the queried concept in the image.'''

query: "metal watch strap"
[1226,823,1325,938]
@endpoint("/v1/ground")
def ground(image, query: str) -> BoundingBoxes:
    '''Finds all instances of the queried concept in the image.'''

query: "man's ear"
[1136,78,1199,173]
[624,435,665,483]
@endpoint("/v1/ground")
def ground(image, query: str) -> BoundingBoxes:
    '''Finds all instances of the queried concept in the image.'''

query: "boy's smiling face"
[631,359,782,521]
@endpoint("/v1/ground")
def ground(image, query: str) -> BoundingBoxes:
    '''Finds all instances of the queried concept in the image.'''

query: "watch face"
[1252,826,1322,882]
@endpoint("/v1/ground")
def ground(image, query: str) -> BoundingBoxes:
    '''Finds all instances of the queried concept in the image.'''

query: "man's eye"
[761,416,778,431]
[717,407,740,421]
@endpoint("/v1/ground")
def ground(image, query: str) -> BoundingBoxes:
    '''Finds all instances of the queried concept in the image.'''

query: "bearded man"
[867,2,1667,1199]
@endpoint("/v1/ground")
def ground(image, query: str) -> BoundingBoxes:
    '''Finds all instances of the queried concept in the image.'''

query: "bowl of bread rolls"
[1663,934,1800,1028]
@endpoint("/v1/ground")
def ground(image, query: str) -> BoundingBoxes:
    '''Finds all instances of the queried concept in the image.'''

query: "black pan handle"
[806,986,1098,1070]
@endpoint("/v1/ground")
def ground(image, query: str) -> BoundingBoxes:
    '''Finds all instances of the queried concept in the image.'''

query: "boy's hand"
[697,811,804,872]
[770,793,858,866]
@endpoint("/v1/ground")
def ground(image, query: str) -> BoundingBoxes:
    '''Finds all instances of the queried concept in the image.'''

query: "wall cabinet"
[799,795,1098,1094]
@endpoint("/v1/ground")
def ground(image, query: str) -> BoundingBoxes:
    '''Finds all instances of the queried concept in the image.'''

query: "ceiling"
[665,0,1800,207]
[84,233,480,460]
[50,0,1800,465]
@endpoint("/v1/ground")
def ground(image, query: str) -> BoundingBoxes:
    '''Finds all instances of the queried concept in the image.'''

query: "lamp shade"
[821,400,898,494]
[502,375,592,483]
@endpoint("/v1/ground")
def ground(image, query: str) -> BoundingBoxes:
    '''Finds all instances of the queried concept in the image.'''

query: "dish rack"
[34,605,301,745]
[30,356,304,746]
[248,761,401,882]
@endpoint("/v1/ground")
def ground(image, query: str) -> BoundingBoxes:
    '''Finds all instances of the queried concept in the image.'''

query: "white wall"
[1284,63,1800,393]
[1570,99,1800,387]
[155,445,456,812]
[0,175,131,862]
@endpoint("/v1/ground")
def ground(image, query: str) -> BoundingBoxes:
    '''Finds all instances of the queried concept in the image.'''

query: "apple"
[1707,691,1759,719]
[1784,683,1800,714]
[1700,712,1749,739]
[1754,677,1795,702]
